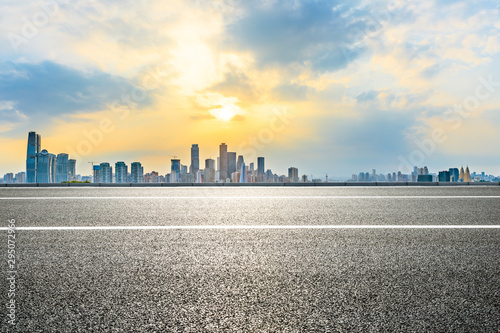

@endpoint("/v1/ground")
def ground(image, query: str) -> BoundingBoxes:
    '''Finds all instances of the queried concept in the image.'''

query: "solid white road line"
[1,225,499,231]
[1,196,500,200]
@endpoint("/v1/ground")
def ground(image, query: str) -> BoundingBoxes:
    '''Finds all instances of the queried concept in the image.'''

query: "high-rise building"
[228,152,237,179]
[459,166,465,182]
[55,153,69,183]
[99,163,112,183]
[237,155,244,173]
[115,162,128,183]
[257,157,265,175]
[36,149,56,183]
[4,173,14,184]
[288,167,299,183]
[93,165,100,183]
[15,172,25,184]
[239,162,246,183]
[131,162,143,183]
[438,171,451,182]
[464,166,472,182]
[219,143,228,181]
[190,144,199,176]
[26,131,41,183]
[171,159,181,183]
[449,168,459,182]
[418,166,429,175]
[204,158,216,183]
[68,159,76,181]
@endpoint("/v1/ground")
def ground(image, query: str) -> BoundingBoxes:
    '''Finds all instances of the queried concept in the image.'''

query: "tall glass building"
[190,144,199,176]
[68,159,76,181]
[55,153,69,183]
[115,162,128,183]
[36,150,56,183]
[93,165,101,183]
[228,152,237,178]
[26,131,41,183]
[99,163,113,183]
[219,143,228,181]
[131,162,143,183]
[257,157,265,175]
[171,159,181,183]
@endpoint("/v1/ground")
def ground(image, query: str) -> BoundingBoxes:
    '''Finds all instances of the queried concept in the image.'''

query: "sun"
[209,105,240,122]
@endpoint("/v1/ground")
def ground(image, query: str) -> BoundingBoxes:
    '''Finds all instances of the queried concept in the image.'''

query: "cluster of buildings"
[91,143,303,184]
[4,131,78,184]
[1,132,306,184]
[2,131,499,184]
[351,166,499,183]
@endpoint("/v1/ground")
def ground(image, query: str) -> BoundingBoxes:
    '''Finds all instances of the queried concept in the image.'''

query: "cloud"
[356,90,379,103]
[0,61,152,119]
[224,0,370,71]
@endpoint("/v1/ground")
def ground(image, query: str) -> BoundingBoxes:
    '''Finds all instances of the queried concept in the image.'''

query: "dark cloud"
[225,0,371,71]
[222,0,414,72]
[0,61,152,117]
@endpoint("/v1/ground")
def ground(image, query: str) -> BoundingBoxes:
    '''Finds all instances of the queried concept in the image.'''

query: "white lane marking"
[1,225,499,231]
[1,196,500,200]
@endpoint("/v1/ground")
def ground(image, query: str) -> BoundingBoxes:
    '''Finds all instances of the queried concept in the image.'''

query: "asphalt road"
[1,187,499,332]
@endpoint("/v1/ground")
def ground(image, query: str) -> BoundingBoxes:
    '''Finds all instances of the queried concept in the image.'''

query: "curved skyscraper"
[26,131,41,183]
[36,149,56,183]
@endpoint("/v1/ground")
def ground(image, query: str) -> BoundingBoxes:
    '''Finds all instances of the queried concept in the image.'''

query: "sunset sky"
[1,0,500,178]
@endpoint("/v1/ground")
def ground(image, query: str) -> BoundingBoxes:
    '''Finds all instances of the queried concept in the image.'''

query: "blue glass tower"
[26,131,41,183]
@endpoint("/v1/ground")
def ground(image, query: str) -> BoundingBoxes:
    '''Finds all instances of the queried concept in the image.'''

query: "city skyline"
[0,1,500,177]
[2,130,498,184]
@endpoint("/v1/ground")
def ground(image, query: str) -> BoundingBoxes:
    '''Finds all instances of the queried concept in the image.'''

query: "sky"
[1,0,500,179]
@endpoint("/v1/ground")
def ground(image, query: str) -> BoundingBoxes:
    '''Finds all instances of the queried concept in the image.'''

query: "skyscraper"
[99,163,112,183]
[237,155,244,173]
[171,159,181,183]
[288,167,299,183]
[459,166,465,182]
[15,172,25,184]
[219,143,228,181]
[4,173,14,183]
[190,144,199,176]
[93,165,100,183]
[257,157,265,175]
[438,171,451,182]
[26,131,41,183]
[239,162,246,183]
[464,166,472,182]
[228,152,237,178]
[131,162,143,183]
[68,159,76,181]
[205,158,216,183]
[55,153,69,183]
[115,162,128,183]
[36,149,56,183]
[449,168,459,182]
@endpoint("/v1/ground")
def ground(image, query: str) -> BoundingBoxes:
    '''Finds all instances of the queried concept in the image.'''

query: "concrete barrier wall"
[2,182,499,187]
